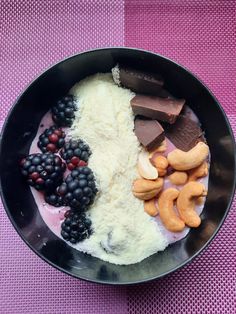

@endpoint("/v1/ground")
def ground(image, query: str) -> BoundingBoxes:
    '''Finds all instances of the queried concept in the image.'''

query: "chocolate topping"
[134,117,165,150]
[118,66,164,94]
[131,95,185,124]
[164,115,204,151]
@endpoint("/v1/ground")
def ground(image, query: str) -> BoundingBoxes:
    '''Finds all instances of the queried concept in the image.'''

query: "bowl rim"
[0,46,235,285]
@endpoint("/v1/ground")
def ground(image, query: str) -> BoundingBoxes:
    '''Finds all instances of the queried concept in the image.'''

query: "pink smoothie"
[29,110,209,247]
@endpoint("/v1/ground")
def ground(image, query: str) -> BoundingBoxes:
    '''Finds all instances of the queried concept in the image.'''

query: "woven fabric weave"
[0,1,235,313]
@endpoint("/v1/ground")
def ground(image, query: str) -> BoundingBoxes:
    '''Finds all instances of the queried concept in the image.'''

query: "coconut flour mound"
[69,73,168,265]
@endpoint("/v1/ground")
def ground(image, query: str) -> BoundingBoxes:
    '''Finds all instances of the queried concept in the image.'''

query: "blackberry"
[37,125,65,153]
[20,153,66,191]
[51,95,77,127]
[60,139,91,170]
[57,166,98,211]
[61,210,92,244]
[45,191,67,207]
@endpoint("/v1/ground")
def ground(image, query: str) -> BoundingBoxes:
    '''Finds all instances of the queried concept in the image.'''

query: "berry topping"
[45,191,67,207]
[61,210,92,244]
[37,125,65,153]
[51,95,77,127]
[57,166,98,211]
[20,153,66,191]
[60,139,91,170]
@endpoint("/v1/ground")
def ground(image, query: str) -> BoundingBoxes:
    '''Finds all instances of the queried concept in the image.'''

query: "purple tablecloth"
[0,1,235,313]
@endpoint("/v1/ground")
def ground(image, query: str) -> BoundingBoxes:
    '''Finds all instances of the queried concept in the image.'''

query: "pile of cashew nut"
[132,140,210,232]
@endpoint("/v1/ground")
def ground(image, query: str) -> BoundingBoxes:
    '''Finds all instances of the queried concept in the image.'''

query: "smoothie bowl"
[0,48,235,284]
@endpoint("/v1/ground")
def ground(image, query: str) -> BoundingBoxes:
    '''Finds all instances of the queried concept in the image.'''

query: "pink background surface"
[0,1,235,313]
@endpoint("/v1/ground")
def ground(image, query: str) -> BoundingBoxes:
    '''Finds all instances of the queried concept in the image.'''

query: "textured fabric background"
[0,1,235,313]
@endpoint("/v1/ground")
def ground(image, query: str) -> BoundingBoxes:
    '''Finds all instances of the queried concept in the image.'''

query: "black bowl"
[0,48,235,285]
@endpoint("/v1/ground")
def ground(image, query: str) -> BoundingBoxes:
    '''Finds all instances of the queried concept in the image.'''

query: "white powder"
[111,64,120,85]
[69,73,168,265]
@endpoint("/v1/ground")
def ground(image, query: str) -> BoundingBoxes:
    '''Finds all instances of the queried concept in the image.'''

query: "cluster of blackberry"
[20,153,66,191]
[20,95,97,244]
[57,167,97,210]
[37,126,65,153]
[51,95,77,127]
[61,210,92,244]
[60,139,91,170]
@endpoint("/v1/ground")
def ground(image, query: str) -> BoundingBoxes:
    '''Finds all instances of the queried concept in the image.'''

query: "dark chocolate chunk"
[164,115,204,151]
[131,95,185,124]
[153,88,174,98]
[117,66,164,94]
[134,117,165,150]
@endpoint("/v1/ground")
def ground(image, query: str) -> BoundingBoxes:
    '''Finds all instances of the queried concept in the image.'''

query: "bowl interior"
[0,48,235,284]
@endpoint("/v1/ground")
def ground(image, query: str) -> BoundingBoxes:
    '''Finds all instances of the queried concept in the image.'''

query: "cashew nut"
[188,161,209,181]
[157,188,185,232]
[196,196,205,205]
[167,142,209,171]
[149,139,167,156]
[134,190,159,200]
[132,178,164,200]
[176,182,207,227]
[151,155,169,176]
[168,171,188,185]
[144,199,158,216]
[138,150,158,180]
